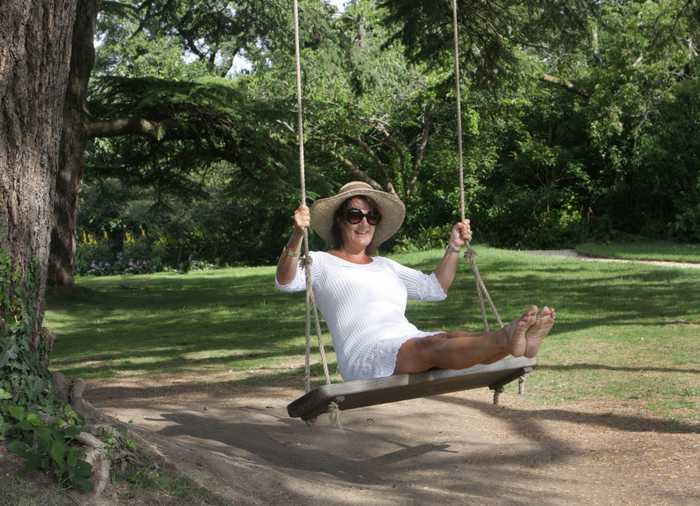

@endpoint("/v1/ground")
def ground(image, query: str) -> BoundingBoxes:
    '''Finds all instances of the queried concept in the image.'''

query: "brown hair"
[330,195,380,253]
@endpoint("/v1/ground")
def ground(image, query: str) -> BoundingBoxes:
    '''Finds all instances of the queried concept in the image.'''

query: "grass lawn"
[576,241,700,263]
[45,247,700,424]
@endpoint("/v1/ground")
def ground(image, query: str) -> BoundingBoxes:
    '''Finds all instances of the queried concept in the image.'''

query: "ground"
[85,372,699,506]
[34,249,698,505]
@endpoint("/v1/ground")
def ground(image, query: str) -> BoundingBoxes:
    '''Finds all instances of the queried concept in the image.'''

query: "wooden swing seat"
[287,356,536,421]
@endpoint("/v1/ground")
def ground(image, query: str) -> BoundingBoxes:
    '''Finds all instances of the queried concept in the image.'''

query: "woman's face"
[339,197,377,252]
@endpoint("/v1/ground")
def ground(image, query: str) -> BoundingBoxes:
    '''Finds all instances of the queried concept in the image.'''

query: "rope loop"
[328,402,343,429]
[464,246,477,264]
[300,253,313,269]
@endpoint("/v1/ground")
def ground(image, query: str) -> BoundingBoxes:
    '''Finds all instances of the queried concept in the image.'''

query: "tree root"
[52,371,70,402]
[70,378,106,423]
[49,374,173,501]
[78,432,110,499]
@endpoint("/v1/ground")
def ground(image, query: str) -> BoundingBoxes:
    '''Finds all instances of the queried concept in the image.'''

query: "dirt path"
[523,249,700,269]
[87,376,699,505]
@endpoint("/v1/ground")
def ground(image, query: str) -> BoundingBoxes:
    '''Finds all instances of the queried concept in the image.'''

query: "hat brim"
[310,187,405,251]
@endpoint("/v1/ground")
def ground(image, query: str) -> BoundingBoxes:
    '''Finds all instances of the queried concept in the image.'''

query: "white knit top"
[275,251,447,380]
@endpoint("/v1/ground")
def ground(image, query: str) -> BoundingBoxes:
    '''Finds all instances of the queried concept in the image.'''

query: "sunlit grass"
[45,246,700,423]
[576,241,700,263]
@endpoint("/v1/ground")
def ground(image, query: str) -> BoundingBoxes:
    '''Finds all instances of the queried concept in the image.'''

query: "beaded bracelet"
[284,246,300,258]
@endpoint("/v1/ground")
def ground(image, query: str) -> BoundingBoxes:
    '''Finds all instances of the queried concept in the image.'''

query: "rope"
[293,0,306,205]
[451,0,502,332]
[292,0,338,425]
[451,0,466,223]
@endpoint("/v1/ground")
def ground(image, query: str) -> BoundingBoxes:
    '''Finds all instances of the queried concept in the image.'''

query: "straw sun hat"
[310,181,406,251]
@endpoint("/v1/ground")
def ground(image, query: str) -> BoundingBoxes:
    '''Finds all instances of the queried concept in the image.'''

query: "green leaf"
[36,427,53,450]
[75,477,94,493]
[7,439,31,458]
[67,447,78,467]
[70,461,94,492]
[7,405,24,421]
[25,453,43,471]
[16,420,34,432]
[50,440,66,471]
[75,460,93,477]
[25,412,42,427]
[0,388,11,400]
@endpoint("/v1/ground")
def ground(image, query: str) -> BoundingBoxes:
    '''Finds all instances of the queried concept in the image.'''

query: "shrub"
[393,224,453,253]
[673,204,700,242]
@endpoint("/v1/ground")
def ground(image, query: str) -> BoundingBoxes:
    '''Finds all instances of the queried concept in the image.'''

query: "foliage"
[380,0,593,85]
[0,250,92,491]
[3,405,93,492]
[378,0,700,247]
[77,170,300,269]
[392,224,453,253]
[80,0,700,267]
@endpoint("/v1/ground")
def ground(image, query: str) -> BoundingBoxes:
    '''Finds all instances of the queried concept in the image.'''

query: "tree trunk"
[49,0,97,287]
[0,0,78,339]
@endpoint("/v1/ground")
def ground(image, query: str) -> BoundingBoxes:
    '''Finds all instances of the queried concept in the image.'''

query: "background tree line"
[54,0,700,280]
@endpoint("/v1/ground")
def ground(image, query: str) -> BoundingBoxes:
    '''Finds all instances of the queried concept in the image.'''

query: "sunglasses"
[344,207,382,226]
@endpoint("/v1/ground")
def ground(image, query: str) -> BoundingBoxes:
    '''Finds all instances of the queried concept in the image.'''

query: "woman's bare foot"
[502,307,537,357]
[525,306,555,358]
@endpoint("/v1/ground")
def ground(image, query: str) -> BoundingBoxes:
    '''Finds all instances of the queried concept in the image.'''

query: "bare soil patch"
[523,249,700,269]
[84,374,700,505]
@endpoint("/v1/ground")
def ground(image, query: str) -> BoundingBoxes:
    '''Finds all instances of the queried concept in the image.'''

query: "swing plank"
[288,356,536,421]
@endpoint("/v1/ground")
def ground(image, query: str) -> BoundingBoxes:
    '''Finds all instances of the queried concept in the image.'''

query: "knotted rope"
[292,0,338,426]
[451,0,502,331]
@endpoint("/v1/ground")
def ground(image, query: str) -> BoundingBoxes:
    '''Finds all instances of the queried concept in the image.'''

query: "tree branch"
[409,107,433,194]
[84,117,185,139]
[542,73,589,97]
[344,134,398,194]
[373,120,407,174]
[328,150,384,190]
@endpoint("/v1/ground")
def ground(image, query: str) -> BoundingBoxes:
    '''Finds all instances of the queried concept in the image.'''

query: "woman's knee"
[395,334,448,374]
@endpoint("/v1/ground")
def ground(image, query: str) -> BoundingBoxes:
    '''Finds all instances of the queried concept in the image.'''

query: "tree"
[382,0,700,245]
[48,0,98,287]
[47,0,310,285]
[1,0,78,336]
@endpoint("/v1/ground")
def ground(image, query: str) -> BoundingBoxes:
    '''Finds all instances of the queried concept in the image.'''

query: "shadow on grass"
[54,347,314,378]
[47,269,319,378]
[48,252,700,416]
[86,363,335,402]
[407,256,700,333]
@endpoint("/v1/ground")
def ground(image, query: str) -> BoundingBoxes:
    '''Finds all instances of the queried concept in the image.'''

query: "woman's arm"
[434,219,472,293]
[275,204,310,285]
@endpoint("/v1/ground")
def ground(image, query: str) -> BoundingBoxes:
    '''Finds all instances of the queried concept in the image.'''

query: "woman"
[276,181,555,381]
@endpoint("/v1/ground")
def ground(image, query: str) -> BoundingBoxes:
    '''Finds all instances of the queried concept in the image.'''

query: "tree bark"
[48,0,97,287]
[0,0,78,338]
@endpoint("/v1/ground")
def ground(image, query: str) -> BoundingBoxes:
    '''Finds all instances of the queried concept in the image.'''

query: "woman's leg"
[394,306,554,375]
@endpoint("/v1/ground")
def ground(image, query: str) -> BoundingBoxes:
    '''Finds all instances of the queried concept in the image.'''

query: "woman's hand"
[293,204,310,233]
[449,219,472,249]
